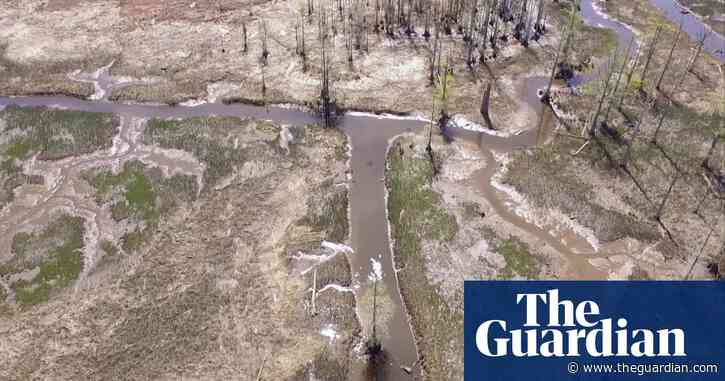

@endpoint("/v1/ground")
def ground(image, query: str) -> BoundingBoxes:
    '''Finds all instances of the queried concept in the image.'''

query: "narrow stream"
[650,0,725,62]
[0,0,717,379]
[339,115,423,379]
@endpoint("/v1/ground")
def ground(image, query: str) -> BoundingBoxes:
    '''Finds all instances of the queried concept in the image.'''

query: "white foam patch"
[369,257,383,282]
[320,324,340,343]
[179,99,207,107]
[321,241,354,254]
[450,115,523,137]
[346,111,429,122]
[318,284,354,293]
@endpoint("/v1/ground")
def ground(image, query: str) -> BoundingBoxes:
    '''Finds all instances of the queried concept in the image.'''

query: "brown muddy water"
[0,0,712,378]
[339,114,423,379]
[447,77,607,281]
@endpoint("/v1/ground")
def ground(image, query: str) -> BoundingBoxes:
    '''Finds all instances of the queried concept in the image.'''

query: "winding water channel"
[0,1,718,379]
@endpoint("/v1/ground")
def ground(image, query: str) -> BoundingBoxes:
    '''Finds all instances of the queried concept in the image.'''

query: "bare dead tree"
[655,19,684,92]
[242,22,248,53]
[319,6,336,128]
[436,57,453,132]
[604,36,636,121]
[345,0,354,65]
[688,29,712,74]
[261,64,267,99]
[675,29,713,90]
[301,17,308,70]
[427,97,438,177]
[372,275,378,341]
[479,0,495,61]
[542,6,576,104]
[617,43,642,110]
[261,20,270,65]
[651,108,669,144]
[640,25,663,91]
[429,23,442,84]
[490,4,501,55]
[588,51,619,138]
[480,81,493,129]
[465,0,479,67]
[534,0,545,34]
[423,0,431,39]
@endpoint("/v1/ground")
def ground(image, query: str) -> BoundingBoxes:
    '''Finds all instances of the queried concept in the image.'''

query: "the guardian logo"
[476,289,686,358]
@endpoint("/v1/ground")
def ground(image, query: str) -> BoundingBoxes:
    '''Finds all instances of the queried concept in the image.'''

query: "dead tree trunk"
[604,36,636,121]
[261,21,269,65]
[588,51,619,137]
[617,44,642,110]
[371,277,378,344]
[688,30,711,74]
[480,0,494,61]
[676,29,712,90]
[543,8,576,103]
[534,0,545,33]
[429,25,440,84]
[651,109,668,144]
[242,23,248,53]
[319,7,336,128]
[480,81,493,129]
[640,25,663,92]
[427,99,438,177]
[261,65,267,99]
[656,20,683,92]
[490,7,500,55]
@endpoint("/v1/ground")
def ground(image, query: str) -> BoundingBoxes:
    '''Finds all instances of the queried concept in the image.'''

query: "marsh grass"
[385,138,461,380]
[84,161,197,252]
[496,237,539,279]
[504,143,660,243]
[143,116,256,187]
[0,105,118,160]
[299,179,350,243]
[0,106,118,209]
[1,214,84,306]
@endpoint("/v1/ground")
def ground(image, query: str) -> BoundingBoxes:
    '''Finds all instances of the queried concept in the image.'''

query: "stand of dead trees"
[318,4,338,127]
[279,0,555,129]
[554,16,725,274]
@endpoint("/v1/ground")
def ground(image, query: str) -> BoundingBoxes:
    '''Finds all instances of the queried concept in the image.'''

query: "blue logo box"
[464,281,725,380]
